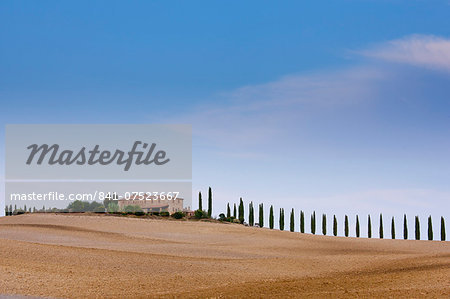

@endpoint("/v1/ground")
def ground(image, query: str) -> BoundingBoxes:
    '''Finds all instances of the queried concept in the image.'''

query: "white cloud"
[360,35,450,72]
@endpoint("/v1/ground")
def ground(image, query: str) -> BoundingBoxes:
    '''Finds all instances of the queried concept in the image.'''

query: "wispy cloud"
[360,35,450,72]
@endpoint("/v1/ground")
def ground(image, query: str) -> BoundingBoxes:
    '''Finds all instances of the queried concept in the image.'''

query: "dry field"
[0,213,448,298]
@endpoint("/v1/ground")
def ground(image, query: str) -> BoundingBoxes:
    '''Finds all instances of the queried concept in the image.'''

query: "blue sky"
[1,1,449,236]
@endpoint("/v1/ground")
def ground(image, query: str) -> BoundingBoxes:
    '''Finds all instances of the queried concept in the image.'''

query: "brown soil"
[0,213,448,298]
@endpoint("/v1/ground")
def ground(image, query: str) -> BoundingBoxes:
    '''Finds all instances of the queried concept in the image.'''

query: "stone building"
[117,194,184,214]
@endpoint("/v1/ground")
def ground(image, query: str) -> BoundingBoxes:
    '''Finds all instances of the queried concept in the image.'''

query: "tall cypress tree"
[279,208,285,231]
[311,211,316,235]
[379,213,384,239]
[248,202,254,226]
[300,211,305,233]
[259,204,264,228]
[322,214,327,235]
[391,216,395,239]
[428,216,433,241]
[290,209,295,232]
[226,203,231,218]
[441,216,446,241]
[238,198,244,224]
[198,192,202,211]
[269,205,274,229]
[207,187,212,217]
[415,216,420,240]
[333,215,337,236]
[368,215,372,238]
[356,215,360,238]
[233,203,237,218]
[403,214,408,240]
[4,206,7,216]
[344,215,349,237]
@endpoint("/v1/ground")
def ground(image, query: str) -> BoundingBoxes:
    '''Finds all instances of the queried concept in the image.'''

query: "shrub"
[151,211,160,216]
[124,205,143,213]
[172,211,185,219]
[160,211,170,217]
[218,213,226,221]
[134,211,146,216]
[194,209,208,219]
[93,206,106,213]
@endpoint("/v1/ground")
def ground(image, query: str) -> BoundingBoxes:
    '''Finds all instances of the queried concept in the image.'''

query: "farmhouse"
[117,194,184,214]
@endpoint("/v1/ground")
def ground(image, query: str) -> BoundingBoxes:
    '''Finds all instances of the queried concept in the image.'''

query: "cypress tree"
[249,202,254,226]
[279,208,284,231]
[368,215,372,238]
[344,215,349,237]
[238,198,244,224]
[441,217,446,241]
[391,216,395,239]
[269,205,274,229]
[207,187,212,217]
[226,203,231,218]
[14,204,17,212]
[403,214,408,240]
[333,215,337,236]
[300,211,305,233]
[322,214,326,235]
[290,208,295,232]
[233,203,237,218]
[198,192,202,211]
[4,206,7,216]
[28,207,31,213]
[24,205,27,212]
[259,204,264,228]
[428,216,433,241]
[415,216,420,240]
[311,211,316,234]
[379,213,384,239]
[356,215,360,238]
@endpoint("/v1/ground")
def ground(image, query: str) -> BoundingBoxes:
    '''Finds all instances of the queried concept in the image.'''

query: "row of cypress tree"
[224,200,447,241]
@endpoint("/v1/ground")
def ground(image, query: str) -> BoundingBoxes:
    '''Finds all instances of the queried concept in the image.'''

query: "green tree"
[368,215,372,238]
[415,216,420,240]
[441,217,446,241]
[269,205,274,229]
[391,217,395,239]
[344,215,349,237]
[290,208,295,232]
[333,215,337,236]
[279,208,284,231]
[356,215,360,238]
[259,204,264,228]
[300,211,305,233]
[379,213,384,239]
[124,205,143,213]
[249,202,254,226]
[238,198,244,224]
[208,187,212,217]
[198,192,202,211]
[233,203,237,218]
[33,207,36,213]
[403,214,408,240]
[24,205,27,212]
[311,211,316,234]
[428,216,433,241]
[227,203,231,218]
[322,214,326,235]
[107,202,119,213]
[4,206,8,216]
